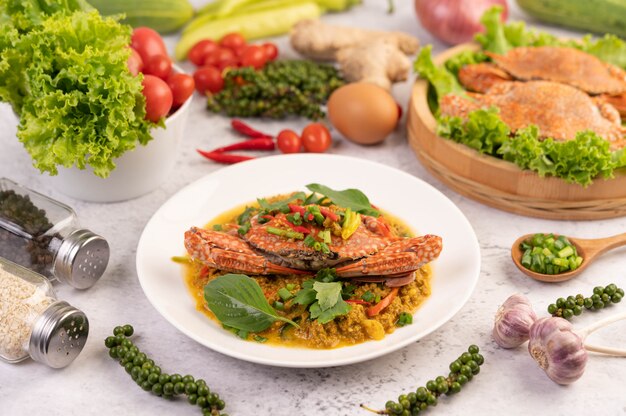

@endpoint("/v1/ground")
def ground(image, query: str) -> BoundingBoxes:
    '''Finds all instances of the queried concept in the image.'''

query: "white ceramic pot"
[48,76,192,203]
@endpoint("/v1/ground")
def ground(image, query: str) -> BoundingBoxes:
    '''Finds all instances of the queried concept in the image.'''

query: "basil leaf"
[313,281,342,311]
[306,184,379,217]
[204,274,298,332]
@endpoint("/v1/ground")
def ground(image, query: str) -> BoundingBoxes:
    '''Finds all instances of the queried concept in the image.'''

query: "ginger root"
[290,19,419,90]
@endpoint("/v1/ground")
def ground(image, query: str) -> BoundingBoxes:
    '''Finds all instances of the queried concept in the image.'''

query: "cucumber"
[89,0,194,34]
[516,0,626,38]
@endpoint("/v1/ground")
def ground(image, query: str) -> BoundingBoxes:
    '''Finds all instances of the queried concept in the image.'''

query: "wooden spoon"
[511,232,626,283]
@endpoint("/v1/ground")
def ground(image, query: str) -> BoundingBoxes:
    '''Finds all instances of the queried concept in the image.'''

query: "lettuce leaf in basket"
[0,2,153,178]
[438,109,618,187]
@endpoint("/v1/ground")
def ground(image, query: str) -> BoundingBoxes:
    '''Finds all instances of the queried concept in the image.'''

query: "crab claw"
[334,234,442,278]
[184,227,309,276]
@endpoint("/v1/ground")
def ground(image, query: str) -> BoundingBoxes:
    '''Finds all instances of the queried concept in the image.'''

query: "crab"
[184,212,442,287]
[457,46,626,116]
[440,81,626,148]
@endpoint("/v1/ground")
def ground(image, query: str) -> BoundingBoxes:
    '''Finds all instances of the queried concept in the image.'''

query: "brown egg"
[327,83,399,145]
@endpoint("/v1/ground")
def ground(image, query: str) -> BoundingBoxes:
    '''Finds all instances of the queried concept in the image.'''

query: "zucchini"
[89,0,194,34]
[516,0,626,38]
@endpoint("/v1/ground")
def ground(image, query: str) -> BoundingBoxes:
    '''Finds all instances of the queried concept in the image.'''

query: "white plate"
[136,154,480,368]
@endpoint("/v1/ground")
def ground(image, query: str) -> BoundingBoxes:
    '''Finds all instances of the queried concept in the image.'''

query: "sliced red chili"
[288,204,306,216]
[319,207,339,222]
[210,138,275,153]
[197,149,254,164]
[345,299,371,306]
[231,119,273,139]
[285,221,310,235]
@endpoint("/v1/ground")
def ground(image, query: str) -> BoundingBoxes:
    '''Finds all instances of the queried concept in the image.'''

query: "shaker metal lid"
[54,228,109,289]
[29,301,89,368]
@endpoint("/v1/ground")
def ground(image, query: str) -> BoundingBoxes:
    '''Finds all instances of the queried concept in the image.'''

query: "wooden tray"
[407,43,626,220]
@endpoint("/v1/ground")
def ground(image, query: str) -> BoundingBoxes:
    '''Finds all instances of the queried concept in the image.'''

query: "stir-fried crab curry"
[180,184,442,349]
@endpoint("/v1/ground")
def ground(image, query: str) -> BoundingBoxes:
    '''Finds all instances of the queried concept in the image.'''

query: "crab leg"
[335,234,442,278]
[184,227,309,275]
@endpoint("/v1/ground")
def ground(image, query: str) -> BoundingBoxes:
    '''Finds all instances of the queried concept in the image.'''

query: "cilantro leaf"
[309,298,351,324]
[313,281,342,311]
[306,184,379,217]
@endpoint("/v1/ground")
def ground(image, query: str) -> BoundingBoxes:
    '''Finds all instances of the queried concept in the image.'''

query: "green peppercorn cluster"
[548,284,623,319]
[364,345,484,415]
[207,60,344,120]
[105,325,227,416]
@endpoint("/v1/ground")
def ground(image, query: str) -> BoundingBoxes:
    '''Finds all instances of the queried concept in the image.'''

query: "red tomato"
[167,73,195,108]
[262,43,279,61]
[219,33,246,51]
[193,67,224,94]
[240,45,267,69]
[127,48,143,76]
[301,123,332,153]
[204,48,238,70]
[142,75,173,123]
[143,55,172,80]
[131,27,168,64]
[188,39,219,67]
[277,130,302,154]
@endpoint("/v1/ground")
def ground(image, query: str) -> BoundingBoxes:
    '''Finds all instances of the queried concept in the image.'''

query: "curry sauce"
[182,200,433,349]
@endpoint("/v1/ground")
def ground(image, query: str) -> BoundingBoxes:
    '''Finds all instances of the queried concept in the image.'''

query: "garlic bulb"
[493,293,537,348]
[528,317,588,385]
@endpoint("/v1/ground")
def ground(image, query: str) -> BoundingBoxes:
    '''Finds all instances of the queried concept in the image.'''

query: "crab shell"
[440,81,626,148]
[183,213,443,284]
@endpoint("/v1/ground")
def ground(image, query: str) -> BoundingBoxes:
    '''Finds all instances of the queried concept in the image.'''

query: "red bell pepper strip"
[231,119,273,139]
[366,287,399,317]
[319,207,339,222]
[197,149,254,164]
[210,138,275,153]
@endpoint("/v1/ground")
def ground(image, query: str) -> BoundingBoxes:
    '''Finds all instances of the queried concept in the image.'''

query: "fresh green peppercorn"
[594,300,605,309]
[188,394,198,405]
[140,381,151,391]
[573,305,583,316]
[556,297,566,308]
[123,324,134,337]
[449,360,461,373]
[147,372,159,385]
[182,375,195,384]
[170,374,182,384]
[584,298,593,309]
[174,382,185,395]
[547,304,557,314]
[163,382,174,396]
[593,286,604,295]
[613,293,623,303]
[471,353,484,365]
[407,392,417,405]
[197,396,208,408]
[415,387,428,401]
[104,336,117,348]
[425,380,437,392]
[151,383,163,396]
[113,326,125,336]
[449,382,461,394]
[562,309,574,319]
[198,385,209,396]
[216,400,226,410]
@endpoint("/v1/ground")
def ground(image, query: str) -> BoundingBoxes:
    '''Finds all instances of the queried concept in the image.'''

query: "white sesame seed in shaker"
[0,258,89,367]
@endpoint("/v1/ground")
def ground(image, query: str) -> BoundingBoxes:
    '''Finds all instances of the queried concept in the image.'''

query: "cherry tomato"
[193,67,224,94]
[142,75,173,123]
[188,39,219,67]
[204,48,238,70]
[127,47,143,76]
[240,45,267,69]
[277,130,302,154]
[262,43,279,61]
[131,27,168,64]
[143,55,172,80]
[219,33,246,51]
[301,123,332,153]
[167,73,195,108]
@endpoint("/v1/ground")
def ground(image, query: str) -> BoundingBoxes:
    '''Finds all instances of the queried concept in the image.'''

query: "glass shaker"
[0,178,109,289]
[0,257,89,368]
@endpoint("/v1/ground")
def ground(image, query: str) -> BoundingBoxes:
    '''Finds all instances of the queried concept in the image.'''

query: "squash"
[516,0,626,38]
[89,0,194,34]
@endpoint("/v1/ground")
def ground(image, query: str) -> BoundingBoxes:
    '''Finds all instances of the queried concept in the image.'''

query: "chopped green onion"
[273,301,285,311]
[253,335,268,343]
[303,234,316,247]
[286,283,295,291]
[396,312,413,327]
[171,256,191,264]
[212,224,223,231]
[519,233,583,275]
[278,287,293,301]
[266,226,304,240]
[361,291,375,302]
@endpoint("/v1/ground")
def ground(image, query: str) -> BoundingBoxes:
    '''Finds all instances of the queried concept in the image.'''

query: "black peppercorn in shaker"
[0,178,109,289]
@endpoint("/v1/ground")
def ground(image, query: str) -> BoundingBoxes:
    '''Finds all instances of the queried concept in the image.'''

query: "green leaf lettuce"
[0,3,154,177]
